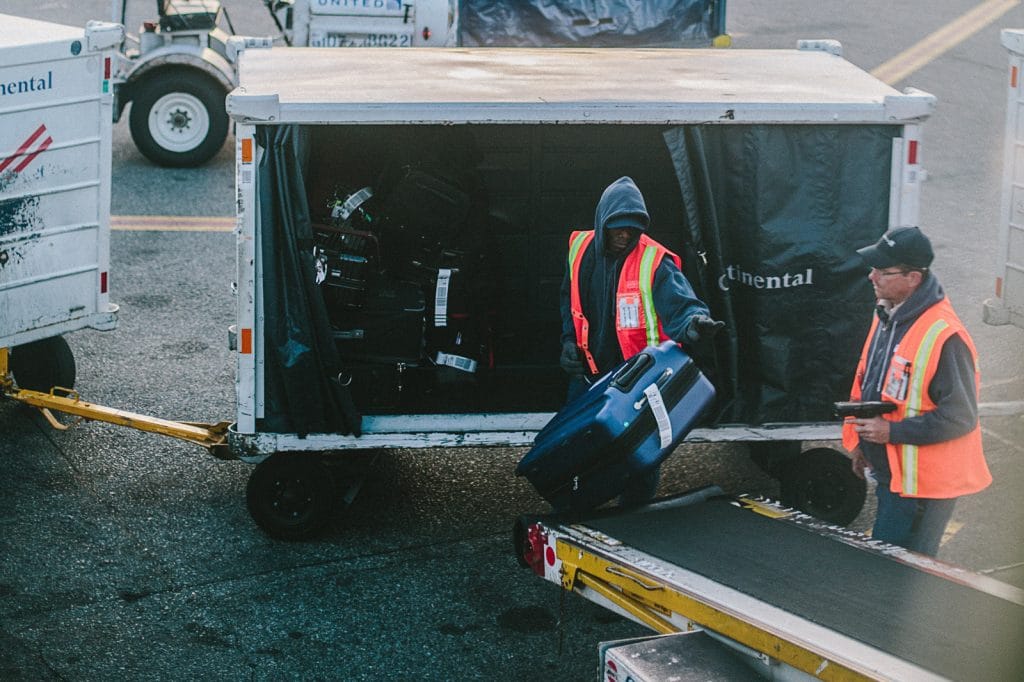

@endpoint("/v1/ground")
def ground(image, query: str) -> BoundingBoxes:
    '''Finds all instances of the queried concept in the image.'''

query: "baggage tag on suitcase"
[643,383,673,449]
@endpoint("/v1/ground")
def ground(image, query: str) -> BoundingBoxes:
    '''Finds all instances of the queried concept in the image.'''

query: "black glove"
[685,315,725,343]
[559,341,585,375]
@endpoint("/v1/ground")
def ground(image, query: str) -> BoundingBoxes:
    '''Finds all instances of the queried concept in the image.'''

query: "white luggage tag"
[434,268,452,327]
[642,383,673,449]
[331,186,373,221]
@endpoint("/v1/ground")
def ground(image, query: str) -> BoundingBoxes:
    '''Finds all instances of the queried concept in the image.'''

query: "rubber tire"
[246,455,337,541]
[128,69,229,168]
[10,336,76,392]
[779,447,866,527]
[748,440,802,478]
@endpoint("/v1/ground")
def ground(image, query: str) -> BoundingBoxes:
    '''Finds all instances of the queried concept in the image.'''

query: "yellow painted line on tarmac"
[871,0,1020,84]
[940,520,964,547]
[111,215,235,232]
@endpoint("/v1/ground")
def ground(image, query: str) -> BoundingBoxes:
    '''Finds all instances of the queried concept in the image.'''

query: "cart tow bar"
[2,367,232,459]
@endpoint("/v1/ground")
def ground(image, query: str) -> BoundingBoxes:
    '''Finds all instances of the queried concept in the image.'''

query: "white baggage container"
[224,43,936,539]
[0,15,122,389]
[985,28,1024,329]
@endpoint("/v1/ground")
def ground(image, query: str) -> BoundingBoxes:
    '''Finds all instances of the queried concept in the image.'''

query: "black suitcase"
[314,223,382,311]
[516,341,715,512]
[333,278,425,364]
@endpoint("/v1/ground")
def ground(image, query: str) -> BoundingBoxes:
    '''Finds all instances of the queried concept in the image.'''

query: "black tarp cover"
[664,125,898,424]
[257,125,360,436]
[458,0,722,47]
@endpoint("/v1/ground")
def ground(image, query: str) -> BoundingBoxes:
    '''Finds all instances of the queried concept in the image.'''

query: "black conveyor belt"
[585,499,1024,681]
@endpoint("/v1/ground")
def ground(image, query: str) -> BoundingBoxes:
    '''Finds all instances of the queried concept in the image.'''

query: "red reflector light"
[104,57,111,80]
[907,140,918,165]
[523,524,548,577]
[241,138,253,163]
[241,328,253,354]
[1013,66,1019,89]
[996,276,1003,298]
[100,271,108,294]
[422,26,432,41]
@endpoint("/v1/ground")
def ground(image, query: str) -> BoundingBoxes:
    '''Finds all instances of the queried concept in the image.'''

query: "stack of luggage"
[312,163,494,411]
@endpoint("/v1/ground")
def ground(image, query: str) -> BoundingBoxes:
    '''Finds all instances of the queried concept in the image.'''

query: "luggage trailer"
[514,489,1024,681]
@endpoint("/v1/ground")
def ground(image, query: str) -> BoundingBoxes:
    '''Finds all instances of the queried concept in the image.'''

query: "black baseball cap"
[856,227,934,269]
[604,213,648,231]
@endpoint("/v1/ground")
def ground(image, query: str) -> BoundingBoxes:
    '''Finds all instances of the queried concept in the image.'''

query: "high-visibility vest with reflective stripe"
[568,230,681,374]
[842,297,990,498]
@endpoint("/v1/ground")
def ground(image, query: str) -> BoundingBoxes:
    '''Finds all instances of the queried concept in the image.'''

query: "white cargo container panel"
[0,15,122,348]
[986,29,1024,329]
[228,44,934,124]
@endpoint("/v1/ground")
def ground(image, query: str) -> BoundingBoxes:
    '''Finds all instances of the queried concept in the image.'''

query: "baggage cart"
[984,28,1024,330]
[218,41,936,538]
[0,15,122,394]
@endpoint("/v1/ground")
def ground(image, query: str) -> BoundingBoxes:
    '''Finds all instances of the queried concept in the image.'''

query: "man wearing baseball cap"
[842,226,992,556]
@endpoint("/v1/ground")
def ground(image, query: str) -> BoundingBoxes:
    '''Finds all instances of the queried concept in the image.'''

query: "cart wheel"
[128,68,229,168]
[778,447,866,526]
[10,336,76,392]
[246,455,337,541]
[747,440,802,477]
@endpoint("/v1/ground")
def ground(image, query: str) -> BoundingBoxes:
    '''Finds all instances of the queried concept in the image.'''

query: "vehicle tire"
[128,69,229,167]
[778,447,866,526]
[10,336,76,392]
[246,454,337,541]
[747,440,802,478]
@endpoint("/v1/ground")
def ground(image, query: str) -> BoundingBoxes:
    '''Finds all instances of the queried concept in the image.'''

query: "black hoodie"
[855,272,979,485]
[559,176,709,374]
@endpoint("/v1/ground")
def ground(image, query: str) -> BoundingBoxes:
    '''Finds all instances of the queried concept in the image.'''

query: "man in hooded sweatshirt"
[558,176,723,505]
[843,226,991,556]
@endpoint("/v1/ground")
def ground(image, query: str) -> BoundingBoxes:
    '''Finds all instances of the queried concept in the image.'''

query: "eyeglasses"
[870,267,913,278]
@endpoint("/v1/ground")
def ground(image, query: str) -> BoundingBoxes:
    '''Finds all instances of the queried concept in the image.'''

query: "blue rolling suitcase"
[516,341,715,512]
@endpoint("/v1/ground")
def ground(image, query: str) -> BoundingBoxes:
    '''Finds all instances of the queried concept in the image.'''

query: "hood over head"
[593,176,649,256]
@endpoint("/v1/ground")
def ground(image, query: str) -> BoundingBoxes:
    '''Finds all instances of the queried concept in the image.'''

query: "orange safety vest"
[568,230,682,375]
[842,297,991,498]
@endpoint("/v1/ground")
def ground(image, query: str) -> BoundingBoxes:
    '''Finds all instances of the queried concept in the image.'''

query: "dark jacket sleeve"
[559,266,575,345]
[888,334,979,445]
[652,257,710,343]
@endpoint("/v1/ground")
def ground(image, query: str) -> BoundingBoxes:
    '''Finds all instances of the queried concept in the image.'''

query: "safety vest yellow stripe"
[568,232,589,274]
[901,319,949,496]
[639,244,660,346]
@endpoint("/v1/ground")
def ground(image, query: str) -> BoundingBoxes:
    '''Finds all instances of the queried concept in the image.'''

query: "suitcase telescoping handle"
[611,351,654,393]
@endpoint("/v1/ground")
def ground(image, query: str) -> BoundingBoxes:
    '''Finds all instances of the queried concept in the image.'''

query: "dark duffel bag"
[516,341,716,513]
[377,164,472,254]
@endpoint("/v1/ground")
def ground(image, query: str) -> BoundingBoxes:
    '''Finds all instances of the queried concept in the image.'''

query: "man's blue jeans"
[873,481,957,557]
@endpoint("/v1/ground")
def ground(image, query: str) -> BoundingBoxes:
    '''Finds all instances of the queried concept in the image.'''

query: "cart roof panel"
[228,46,935,125]
[0,14,84,51]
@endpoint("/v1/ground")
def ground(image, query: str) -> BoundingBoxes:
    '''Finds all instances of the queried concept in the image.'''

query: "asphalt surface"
[3,1,1024,680]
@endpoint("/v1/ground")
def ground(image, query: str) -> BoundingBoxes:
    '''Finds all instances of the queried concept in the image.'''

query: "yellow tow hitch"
[2,348,231,458]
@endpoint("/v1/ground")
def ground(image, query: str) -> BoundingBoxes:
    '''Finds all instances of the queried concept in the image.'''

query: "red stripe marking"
[13,136,52,173]
[0,124,47,173]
